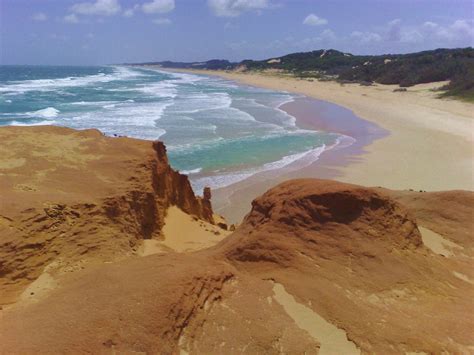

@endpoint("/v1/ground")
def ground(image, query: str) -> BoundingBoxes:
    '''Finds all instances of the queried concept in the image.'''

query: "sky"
[1,0,473,65]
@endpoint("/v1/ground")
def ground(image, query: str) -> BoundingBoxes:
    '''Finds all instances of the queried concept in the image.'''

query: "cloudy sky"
[1,0,473,65]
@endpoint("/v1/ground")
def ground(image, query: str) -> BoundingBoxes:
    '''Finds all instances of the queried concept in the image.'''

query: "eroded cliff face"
[217,179,473,354]
[220,179,423,267]
[151,141,214,223]
[0,127,472,354]
[0,126,213,304]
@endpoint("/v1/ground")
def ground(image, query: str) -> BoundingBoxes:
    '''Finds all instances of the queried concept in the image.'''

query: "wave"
[0,66,143,94]
[180,167,202,175]
[60,100,172,141]
[10,120,56,126]
[70,100,118,106]
[168,128,316,154]
[26,107,60,119]
[240,95,297,127]
[190,144,327,192]
[137,81,178,98]
[163,71,205,84]
[276,97,297,127]
[189,133,356,192]
[170,92,231,114]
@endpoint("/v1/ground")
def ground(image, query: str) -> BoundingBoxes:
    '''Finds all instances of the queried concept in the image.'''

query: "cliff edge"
[0,127,472,354]
[0,126,214,304]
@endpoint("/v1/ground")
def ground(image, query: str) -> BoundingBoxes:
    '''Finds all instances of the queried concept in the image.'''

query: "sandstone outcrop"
[0,126,213,304]
[0,127,472,354]
[217,180,474,353]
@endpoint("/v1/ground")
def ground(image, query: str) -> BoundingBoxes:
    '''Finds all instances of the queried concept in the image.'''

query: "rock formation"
[0,127,472,354]
[217,180,473,353]
[0,126,213,304]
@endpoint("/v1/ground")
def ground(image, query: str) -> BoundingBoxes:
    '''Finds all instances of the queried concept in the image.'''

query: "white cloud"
[208,0,270,17]
[422,21,438,31]
[142,0,175,14]
[385,18,474,44]
[399,29,423,43]
[424,19,474,43]
[387,18,402,41]
[32,12,48,21]
[350,31,382,44]
[303,13,327,26]
[451,19,474,39]
[153,18,172,25]
[71,0,121,16]
[123,5,139,17]
[64,14,80,23]
[320,29,336,41]
[347,18,474,49]
[123,8,134,17]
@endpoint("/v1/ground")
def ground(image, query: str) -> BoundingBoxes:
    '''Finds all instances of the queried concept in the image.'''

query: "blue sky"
[1,0,473,65]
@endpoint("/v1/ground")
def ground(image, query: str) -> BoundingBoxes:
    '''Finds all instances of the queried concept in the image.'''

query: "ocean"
[0,65,342,192]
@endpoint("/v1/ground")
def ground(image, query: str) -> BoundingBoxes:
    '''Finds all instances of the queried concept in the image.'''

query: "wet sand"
[212,96,387,223]
[149,67,474,223]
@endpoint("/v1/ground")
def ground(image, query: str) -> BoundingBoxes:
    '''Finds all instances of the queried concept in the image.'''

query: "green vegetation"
[242,50,366,75]
[241,48,474,99]
[337,48,474,89]
[439,66,474,102]
[136,47,474,100]
[244,48,474,100]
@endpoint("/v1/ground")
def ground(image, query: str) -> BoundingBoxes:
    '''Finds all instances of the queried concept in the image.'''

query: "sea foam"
[28,107,60,119]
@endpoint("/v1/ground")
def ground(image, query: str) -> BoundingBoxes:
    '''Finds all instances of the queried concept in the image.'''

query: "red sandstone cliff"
[0,126,214,304]
[0,127,472,354]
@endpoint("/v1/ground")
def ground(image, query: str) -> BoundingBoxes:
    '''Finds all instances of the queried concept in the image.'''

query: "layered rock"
[218,179,473,353]
[220,179,423,266]
[0,126,213,304]
[0,127,472,354]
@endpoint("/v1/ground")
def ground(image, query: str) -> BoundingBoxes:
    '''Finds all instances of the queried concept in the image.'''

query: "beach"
[158,69,474,222]
[2,64,473,223]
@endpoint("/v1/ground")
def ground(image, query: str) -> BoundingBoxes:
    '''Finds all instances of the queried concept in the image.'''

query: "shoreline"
[151,67,474,222]
[148,66,392,222]
[211,96,388,223]
[151,65,388,220]
[153,68,474,191]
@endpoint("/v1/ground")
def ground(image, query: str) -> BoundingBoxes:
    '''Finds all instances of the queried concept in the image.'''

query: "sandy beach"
[154,68,474,222]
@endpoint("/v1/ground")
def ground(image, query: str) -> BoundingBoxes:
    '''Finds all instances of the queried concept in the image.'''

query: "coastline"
[211,96,388,223]
[152,67,473,220]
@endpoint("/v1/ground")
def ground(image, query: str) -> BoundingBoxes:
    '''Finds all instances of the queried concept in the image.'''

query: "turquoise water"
[0,65,339,191]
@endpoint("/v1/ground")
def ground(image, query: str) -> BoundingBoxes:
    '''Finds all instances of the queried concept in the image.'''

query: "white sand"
[418,226,463,257]
[159,206,229,253]
[453,272,474,285]
[166,69,474,192]
[19,271,57,304]
[272,282,360,355]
